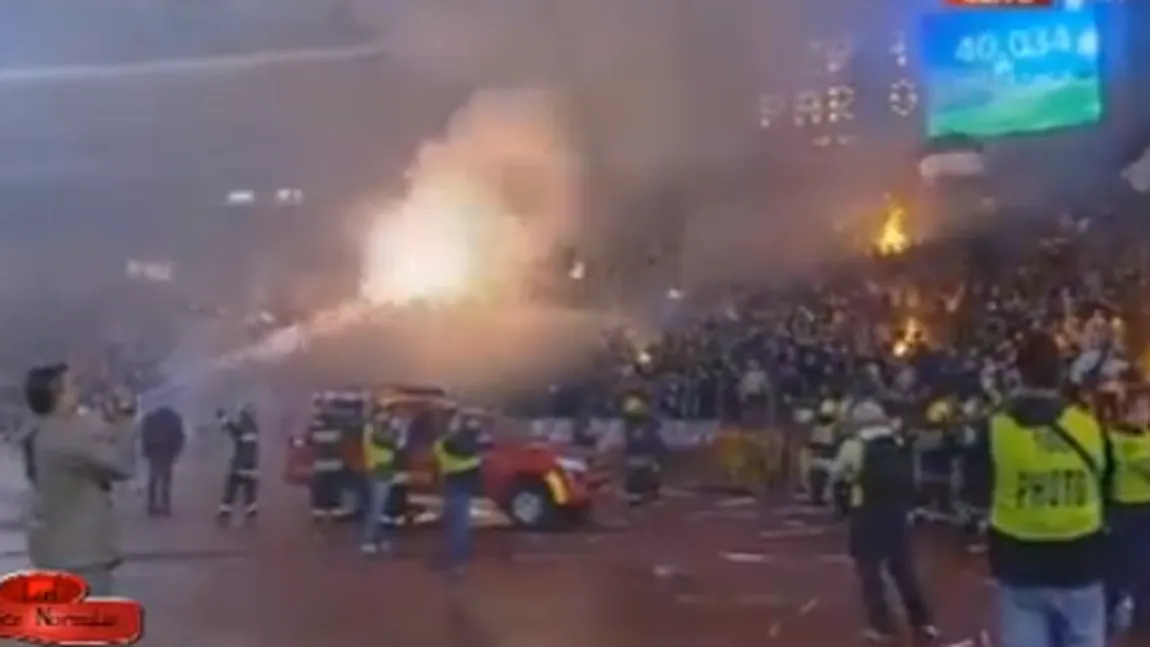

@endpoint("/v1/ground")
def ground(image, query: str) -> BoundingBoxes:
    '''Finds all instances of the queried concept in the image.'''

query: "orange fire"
[876,200,910,256]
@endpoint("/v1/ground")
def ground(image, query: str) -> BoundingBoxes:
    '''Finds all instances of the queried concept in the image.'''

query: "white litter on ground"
[758,527,827,540]
[688,509,759,521]
[798,598,819,615]
[717,496,757,508]
[720,552,774,564]
[768,621,782,638]
[675,594,715,606]
[734,593,787,607]
[978,630,991,647]
[942,640,974,647]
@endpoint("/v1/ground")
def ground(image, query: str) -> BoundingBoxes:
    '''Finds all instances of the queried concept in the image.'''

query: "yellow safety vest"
[1111,430,1150,505]
[434,437,481,474]
[362,424,395,471]
[989,407,1104,541]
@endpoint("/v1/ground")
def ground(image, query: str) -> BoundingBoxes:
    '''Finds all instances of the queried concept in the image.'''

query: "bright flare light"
[358,90,578,306]
[892,316,923,358]
[361,182,490,304]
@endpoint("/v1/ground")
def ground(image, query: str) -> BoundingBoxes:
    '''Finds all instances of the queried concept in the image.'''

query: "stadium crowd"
[530,206,1150,427]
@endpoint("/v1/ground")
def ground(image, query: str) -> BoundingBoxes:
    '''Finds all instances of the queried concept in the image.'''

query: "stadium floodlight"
[274,188,304,206]
[226,190,257,206]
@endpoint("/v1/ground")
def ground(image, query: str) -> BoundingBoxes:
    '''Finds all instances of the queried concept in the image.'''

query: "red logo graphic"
[0,571,143,645]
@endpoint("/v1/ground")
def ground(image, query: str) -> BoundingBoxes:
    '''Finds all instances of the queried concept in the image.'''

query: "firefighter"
[829,399,937,642]
[216,404,259,525]
[957,395,991,552]
[1107,393,1150,633]
[807,397,840,507]
[622,395,664,507]
[309,391,351,522]
[918,396,957,522]
[360,408,407,556]
[434,410,484,575]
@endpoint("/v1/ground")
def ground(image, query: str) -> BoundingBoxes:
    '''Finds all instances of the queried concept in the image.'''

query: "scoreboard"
[754,0,1126,148]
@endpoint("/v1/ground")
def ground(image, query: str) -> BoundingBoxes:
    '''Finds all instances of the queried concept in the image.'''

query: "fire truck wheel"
[505,480,559,530]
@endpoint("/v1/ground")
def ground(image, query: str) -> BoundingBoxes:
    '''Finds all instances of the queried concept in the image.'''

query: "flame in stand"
[892,316,923,358]
[876,201,910,256]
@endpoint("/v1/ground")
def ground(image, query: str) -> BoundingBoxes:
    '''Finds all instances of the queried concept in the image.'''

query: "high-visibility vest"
[434,437,481,475]
[1112,430,1150,504]
[362,424,396,471]
[989,406,1104,541]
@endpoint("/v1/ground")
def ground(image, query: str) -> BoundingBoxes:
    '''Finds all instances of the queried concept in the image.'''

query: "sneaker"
[862,628,896,643]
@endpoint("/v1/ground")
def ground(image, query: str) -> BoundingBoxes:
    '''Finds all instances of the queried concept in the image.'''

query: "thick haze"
[0,0,1131,306]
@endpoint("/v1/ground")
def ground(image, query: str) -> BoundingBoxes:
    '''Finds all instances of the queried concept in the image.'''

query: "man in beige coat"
[23,364,138,596]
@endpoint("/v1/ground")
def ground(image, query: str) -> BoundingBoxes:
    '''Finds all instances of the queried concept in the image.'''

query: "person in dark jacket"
[829,399,937,642]
[140,406,185,517]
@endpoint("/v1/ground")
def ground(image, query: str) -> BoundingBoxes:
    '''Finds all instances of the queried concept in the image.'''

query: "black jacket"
[141,407,185,464]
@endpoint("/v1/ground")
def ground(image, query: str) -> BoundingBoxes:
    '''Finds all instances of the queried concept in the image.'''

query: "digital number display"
[922,8,1103,137]
[757,31,918,147]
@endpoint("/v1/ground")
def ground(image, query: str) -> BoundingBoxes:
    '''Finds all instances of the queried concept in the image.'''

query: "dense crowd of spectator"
[520,206,1150,423]
[4,201,1150,434]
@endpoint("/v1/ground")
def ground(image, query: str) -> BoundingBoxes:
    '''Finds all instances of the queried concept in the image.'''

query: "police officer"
[360,409,407,556]
[807,397,840,507]
[216,404,259,525]
[434,410,484,575]
[985,332,1111,647]
[1107,395,1150,632]
[621,396,664,507]
[829,399,937,642]
[308,392,351,522]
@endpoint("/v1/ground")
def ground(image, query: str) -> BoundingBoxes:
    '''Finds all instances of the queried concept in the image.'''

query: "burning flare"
[359,90,579,305]
[892,316,924,358]
[876,200,910,257]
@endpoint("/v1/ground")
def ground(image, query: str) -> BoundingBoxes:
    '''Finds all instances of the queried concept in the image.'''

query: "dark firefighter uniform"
[807,398,840,506]
[918,397,957,521]
[1107,422,1150,630]
[958,397,991,547]
[986,391,1111,647]
[435,412,484,572]
[830,400,936,640]
[309,391,356,521]
[217,406,259,524]
[622,397,664,507]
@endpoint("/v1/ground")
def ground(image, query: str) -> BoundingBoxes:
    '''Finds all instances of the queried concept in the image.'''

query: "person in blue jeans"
[982,333,1112,647]
[434,412,484,575]
[360,413,407,556]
